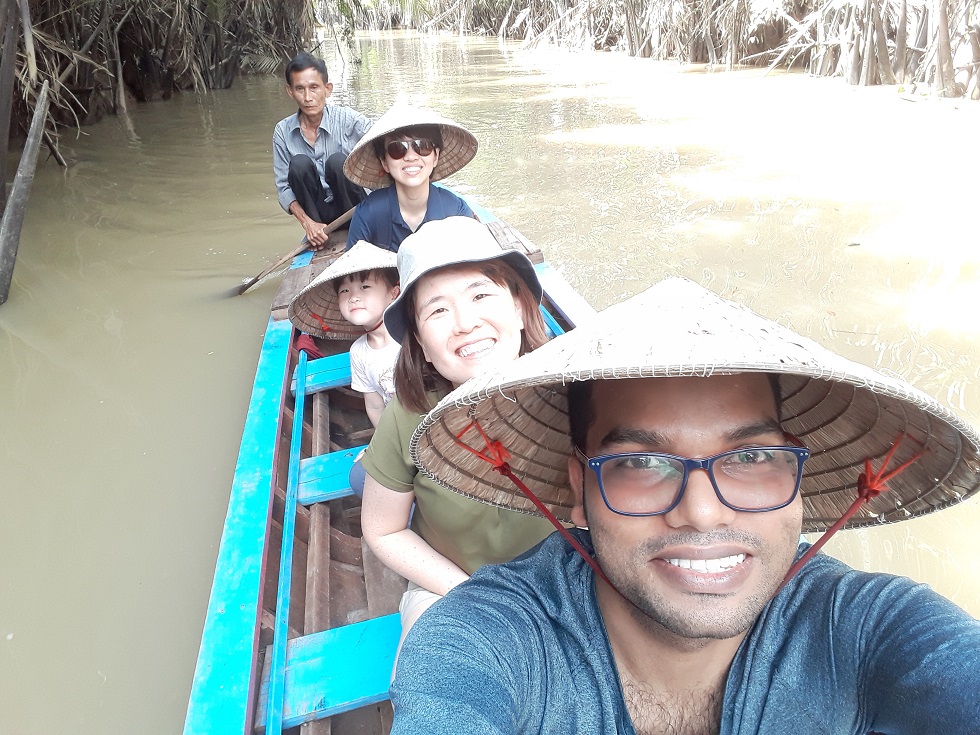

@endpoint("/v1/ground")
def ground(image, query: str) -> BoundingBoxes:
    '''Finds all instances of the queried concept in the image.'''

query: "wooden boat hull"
[184,208,594,734]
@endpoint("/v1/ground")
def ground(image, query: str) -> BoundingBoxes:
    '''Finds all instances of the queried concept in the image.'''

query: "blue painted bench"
[297,445,368,506]
[291,352,352,395]
[254,614,402,731]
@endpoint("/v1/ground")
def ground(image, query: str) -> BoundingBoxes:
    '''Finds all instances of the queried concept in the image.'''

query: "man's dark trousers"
[288,152,367,223]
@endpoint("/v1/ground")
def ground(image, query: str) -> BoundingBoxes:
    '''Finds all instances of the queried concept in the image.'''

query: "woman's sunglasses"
[385,138,436,160]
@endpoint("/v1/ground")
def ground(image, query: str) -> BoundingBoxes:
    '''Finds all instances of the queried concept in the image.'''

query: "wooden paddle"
[236,207,355,296]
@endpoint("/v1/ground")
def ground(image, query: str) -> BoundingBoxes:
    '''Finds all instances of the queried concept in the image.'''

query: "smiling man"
[272,52,371,249]
[395,278,980,734]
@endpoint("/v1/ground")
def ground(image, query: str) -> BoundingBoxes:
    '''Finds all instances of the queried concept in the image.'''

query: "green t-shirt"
[361,394,556,576]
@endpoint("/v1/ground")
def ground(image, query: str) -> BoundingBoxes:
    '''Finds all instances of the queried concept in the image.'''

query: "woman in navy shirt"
[343,103,478,251]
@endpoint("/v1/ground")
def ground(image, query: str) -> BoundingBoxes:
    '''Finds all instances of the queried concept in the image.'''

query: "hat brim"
[411,279,980,531]
[288,242,397,339]
[343,106,478,190]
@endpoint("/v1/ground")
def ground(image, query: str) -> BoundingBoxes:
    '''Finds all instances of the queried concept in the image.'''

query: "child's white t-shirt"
[349,335,400,404]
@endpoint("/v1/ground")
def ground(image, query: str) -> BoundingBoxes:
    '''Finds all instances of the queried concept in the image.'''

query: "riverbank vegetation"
[364,0,980,99]
[2,0,311,148]
[2,0,977,150]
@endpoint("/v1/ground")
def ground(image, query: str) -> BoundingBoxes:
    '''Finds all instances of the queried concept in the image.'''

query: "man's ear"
[568,454,588,528]
[324,81,334,97]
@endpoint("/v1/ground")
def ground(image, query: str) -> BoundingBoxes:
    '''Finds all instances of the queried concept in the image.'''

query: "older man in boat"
[272,52,371,249]
[391,278,980,734]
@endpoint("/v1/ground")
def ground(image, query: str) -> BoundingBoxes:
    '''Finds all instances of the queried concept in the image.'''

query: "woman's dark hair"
[331,267,399,294]
[285,52,328,86]
[393,260,548,413]
[372,125,445,159]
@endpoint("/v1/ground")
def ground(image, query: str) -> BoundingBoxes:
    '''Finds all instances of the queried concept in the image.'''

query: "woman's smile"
[414,265,525,386]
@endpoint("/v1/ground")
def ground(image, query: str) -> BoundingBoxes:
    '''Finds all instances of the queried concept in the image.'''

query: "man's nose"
[662,467,736,532]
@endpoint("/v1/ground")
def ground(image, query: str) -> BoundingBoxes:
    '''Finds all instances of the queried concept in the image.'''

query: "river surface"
[1,30,978,734]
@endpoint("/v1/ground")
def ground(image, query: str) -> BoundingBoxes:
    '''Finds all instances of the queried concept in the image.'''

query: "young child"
[288,240,401,429]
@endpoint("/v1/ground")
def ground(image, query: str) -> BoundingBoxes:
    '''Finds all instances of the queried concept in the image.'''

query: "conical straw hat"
[411,278,980,532]
[287,241,397,339]
[343,102,478,189]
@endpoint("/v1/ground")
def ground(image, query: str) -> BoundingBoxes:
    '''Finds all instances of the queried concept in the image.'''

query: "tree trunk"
[908,7,928,80]
[935,0,957,96]
[0,80,49,305]
[894,0,908,82]
[860,0,876,85]
[0,0,19,213]
[968,25,980,100]
[847,11,863,84]
[871,0,896,84]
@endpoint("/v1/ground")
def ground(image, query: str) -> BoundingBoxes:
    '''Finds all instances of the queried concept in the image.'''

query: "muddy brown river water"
[1,30,978,734]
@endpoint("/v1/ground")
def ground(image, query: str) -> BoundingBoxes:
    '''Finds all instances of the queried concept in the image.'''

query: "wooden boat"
[183,204,595,735]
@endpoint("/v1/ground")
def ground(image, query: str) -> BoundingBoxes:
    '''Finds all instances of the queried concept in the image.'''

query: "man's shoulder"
[767,546,976,644]
[322,104,370,126]
[427,531,591,630]
[274,112,299,132]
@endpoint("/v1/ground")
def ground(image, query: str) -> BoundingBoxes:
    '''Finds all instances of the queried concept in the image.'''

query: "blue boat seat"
[297,445,368,506]
[253,614,401,731]
[291,352,352,395]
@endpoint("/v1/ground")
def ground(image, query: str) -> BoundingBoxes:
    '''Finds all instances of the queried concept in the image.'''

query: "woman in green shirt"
[360,216,556,649]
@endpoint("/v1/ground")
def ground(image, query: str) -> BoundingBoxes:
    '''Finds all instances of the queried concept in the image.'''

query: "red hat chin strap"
[776,433,924,595]
[310,311,381,337]
[451,419,617,591]
[450,422,925,605]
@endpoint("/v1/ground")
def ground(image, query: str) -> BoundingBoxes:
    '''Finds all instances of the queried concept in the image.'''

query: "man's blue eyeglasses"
[574,445,811,516]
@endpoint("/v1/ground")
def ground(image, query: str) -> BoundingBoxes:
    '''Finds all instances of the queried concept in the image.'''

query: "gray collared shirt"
[272,105,371,212]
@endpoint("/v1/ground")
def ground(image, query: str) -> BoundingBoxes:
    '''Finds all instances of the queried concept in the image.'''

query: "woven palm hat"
[411,278,980,532]
[343,102,478,189]
[287,240,397,339]
[383,216,542,344]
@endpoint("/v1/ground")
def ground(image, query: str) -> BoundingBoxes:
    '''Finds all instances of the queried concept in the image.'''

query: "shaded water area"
[2,30,978,733]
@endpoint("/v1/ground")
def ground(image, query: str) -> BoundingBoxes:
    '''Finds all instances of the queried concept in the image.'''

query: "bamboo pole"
[0,80,49,305]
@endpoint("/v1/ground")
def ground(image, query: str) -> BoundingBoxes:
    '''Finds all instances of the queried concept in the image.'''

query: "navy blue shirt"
[392,529,980,734]
[345,184,473,251]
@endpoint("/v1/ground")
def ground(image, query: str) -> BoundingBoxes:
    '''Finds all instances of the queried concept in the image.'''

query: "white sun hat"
[382,216,542,345]
[343,102,478,190]
[287,240,397,339]
[410,277,980,532]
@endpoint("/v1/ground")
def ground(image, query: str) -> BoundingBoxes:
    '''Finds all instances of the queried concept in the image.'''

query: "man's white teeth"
[458,339,494,358]
[667,554,745,573]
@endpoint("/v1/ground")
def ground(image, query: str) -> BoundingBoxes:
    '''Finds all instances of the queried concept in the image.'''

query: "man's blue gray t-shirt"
[391,529,980,734]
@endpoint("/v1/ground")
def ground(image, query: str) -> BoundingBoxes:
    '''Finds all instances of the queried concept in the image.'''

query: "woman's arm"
[361,473,470,596]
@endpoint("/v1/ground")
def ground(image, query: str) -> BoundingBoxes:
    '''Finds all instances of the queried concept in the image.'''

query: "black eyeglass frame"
[384,138,437,160]
[574,445,811,517]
